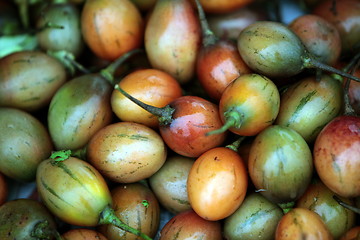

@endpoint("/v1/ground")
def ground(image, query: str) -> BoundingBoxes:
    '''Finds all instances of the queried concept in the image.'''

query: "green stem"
[71,146,87,160]
[114,84,175,126]
[194,0,217,47]
[302,54,360,83]
[31,220,63,240]
[278,201,295,214]
[206,110,244,136]
[100,48,143,85]
[99,205,153,240]
[333,195,360,214]
[225,136,246,152]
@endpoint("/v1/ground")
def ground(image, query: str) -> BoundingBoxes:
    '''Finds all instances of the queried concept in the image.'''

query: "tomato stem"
[302,53,360,83]
[206,110,244,136]
[99,205,153,240]
[333,195,360,214]
[31,220,63,240]
[194,0,217,47]
[225,136,246,152]
[100,48,143,85]
[114,84,175,126]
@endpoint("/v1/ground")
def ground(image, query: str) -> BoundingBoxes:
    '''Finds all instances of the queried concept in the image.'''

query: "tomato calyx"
[50,150,71,162]
[206,109,244,136]
[278,201,295,214]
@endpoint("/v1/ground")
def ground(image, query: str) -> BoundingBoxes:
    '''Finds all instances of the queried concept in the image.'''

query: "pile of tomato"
[0,0,360,239]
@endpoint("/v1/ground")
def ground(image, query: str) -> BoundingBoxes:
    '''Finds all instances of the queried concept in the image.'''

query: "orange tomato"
[62,228,108,240]
[81,0,144,60]
[275,208,333,240]
[111,69,183,128]
[195,0,255,14]
[187,146,248,221]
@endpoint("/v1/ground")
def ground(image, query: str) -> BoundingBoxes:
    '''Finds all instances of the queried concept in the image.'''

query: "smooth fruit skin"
[87,122,167,183]
[223,192,284,240]
[36,3,84,57]
[296,180,356,239]
[340,226,360,240]
[313,115,360,198]
[81,0,144,60]
[275,74,343,143]
[289,14,341,66]
[219,73,280,136]
[187,147,248,221]
[48,74,113,150]
[196,0,255,14]
[62,228,108,240]
[0,50,67,112]
[98,183,160,240]
[0,173,7,206]
[36,157,112,226]
[159,96,227,158]
[196,39,252,101]
[145,0,201,84]
[149,155,194,214]
[237,21,305,78]
[248,125,313,203]
[313,0,360,55]
[159,210,222,240]
[0,108,53,182]
[111,69,182,128]
[0,199,58,240]
[275,208,333,240]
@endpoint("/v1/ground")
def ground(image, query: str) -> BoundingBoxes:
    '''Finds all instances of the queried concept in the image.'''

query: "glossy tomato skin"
[111,68,182,128]
[275,74,343,143]
[36,157,112,227]
[313,0,360,55]
[296,179,356,239]
[187,147,248,221]
[196,39,252,102]
[0,50,67,112]
[248,125,313,203]
[81,0,144,60]
[98,183,160,240]
[62,228,108,240]
[87,122,167,183]
[275,208,333,240]
[159,210,222,240]
[223,192,284,240]
[196,0,255,14]
[159,96,227,158]
[0,172,7,206]
[48,73,113,151]
[219,73,280,136]
[340,226,360,240]
[313,115,360,198]
[145,0,201,84]
[288,14,341,66]
[0,108,53,182]
[149,155,194,214]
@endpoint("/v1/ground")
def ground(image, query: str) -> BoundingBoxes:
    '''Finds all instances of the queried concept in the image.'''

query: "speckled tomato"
[313,115,360,198]
[98,183,160,240]
[159,210,222,240]
[81,0,143,60]
[296,179,356,239]
[211,73,280,136]
[62,228,108,240]
[275,208,333,240]
[187,146,248,221]
[87,122,167,183]
[248,125,313,203]
[111,68,182,128]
